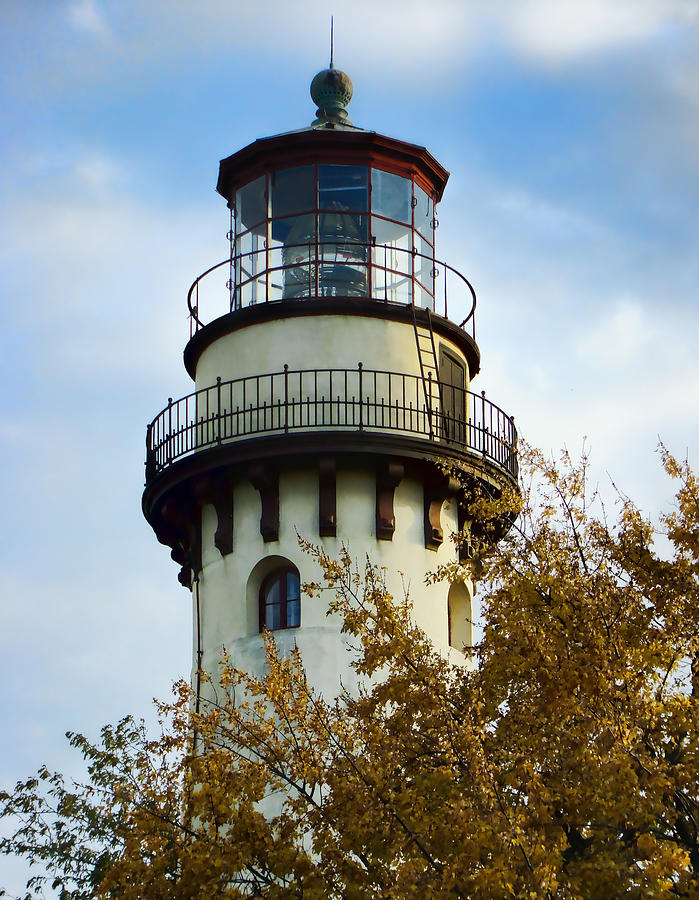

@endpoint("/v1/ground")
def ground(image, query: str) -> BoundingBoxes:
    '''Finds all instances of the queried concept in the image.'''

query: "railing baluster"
[284,364,289,433]
[216,377,222,444]
[358,362,363,431]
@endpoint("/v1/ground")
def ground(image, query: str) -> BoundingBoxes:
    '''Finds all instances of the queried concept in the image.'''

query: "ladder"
[411,304,441,440]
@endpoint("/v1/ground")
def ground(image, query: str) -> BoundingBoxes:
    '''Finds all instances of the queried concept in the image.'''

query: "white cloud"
[65,0,110,39]
[0,420,30,442]
[126,0,698,70]
[575,299,651,366]
[502,0,687,64]
[492,187,611,243]
[73,153,127,189]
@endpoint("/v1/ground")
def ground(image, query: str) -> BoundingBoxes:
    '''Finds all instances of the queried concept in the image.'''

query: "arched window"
[259,567,301,632]
[448,582,472,652]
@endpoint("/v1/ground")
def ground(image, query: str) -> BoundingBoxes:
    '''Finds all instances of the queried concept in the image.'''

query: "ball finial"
[310,66,353,127]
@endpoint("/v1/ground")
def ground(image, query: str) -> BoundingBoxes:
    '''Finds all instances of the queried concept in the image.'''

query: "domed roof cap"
[310,64,353,127]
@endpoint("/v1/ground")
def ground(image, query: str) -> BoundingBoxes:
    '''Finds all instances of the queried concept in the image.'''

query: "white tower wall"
[195,315,471,391]
[194,466,471,700]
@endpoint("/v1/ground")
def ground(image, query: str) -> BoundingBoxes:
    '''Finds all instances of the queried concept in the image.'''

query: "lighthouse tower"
[142,65,517,695]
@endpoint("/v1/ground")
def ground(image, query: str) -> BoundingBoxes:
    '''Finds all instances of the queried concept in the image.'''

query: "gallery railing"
[146,366,517,482]
[186,242,477,339]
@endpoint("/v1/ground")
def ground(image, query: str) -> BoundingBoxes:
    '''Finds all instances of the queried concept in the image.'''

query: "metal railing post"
[442,264,447,319]
[166,398,173,464]
[358,362,363,431]
[427,370,434,440]
[284,364,289,433]
[216,376,222,444]
[145,423,155,481]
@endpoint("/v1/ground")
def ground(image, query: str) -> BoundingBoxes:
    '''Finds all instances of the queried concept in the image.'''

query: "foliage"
[2,446,699,898]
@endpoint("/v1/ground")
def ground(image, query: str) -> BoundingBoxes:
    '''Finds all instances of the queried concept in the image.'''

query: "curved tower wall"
[194,316,470,391]
[196,470,463,693]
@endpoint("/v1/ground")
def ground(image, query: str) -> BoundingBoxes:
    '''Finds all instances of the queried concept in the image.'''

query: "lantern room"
[218,137,446,310]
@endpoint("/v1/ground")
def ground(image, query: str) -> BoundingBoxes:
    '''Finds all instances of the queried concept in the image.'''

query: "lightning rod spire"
[330,16,334,68]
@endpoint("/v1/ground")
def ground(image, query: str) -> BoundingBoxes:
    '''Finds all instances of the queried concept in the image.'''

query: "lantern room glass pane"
[270,214,316,299]
[318,211,368,246]
[317,204,368,297]
[236,176,267,234]
[373,266,411,304]
[281,244,314,299]
[372,216,411,255]
[318,256,368,297]
[414,232,433,264]
[271,212,315,247]
[371,169,411,223]
[271,166,315,219]
[235,229,267,307]
[414,237,435,309]
[318,165,368,211]
[414,184,433,238]
[416,281,435,309]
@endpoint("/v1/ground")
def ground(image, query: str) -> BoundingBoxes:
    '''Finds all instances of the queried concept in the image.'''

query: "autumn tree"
[2,445,698,898]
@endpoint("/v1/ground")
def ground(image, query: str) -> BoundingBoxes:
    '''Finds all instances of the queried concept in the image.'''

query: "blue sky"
[1,0,698,891]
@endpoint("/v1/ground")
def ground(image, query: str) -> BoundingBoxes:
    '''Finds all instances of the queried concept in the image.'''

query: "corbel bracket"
[318,457,337,537]
[160,494,201,588]
[376,460,404,541]
[424,473,462,551]
[248,463,279,542]
[191,473,235,558]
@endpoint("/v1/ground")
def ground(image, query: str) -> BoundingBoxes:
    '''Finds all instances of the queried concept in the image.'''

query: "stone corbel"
[160,494,201,588]
[318,457,337,537]
[213,494,234,557]
[376,461,404,541]
[191,473,235,558]
[248,463,279,542]
[424,473,462,551]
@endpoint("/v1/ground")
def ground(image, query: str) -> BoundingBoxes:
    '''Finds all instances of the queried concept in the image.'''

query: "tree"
[2,445,699,898]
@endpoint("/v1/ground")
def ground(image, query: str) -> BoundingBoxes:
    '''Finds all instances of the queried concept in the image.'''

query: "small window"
[448,582,472,652]
[259,567,300,632]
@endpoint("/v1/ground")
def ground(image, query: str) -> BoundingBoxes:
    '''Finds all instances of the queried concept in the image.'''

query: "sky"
[1,0,698,892]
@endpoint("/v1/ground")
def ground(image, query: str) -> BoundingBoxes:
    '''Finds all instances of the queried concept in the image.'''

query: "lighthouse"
[142,64,517,697]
